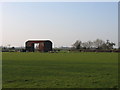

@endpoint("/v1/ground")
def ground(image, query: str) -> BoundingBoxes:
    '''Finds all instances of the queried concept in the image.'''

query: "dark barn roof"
[26,40,52,43]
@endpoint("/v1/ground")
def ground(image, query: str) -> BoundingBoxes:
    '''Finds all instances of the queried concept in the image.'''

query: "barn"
[25,40,52,52]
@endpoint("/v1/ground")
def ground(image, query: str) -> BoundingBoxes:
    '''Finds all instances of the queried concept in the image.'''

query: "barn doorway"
[34,43,39,52]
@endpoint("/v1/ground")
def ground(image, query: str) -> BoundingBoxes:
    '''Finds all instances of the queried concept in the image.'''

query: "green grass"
[2,52,118,88]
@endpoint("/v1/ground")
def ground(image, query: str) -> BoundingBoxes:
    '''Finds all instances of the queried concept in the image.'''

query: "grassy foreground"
[2,52,118,88]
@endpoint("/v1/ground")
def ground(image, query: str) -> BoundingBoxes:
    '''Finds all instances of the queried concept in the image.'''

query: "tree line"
[72,39,116,50]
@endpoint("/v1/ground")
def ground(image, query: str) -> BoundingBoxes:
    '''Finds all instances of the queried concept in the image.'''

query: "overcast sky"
[1,2,118,47]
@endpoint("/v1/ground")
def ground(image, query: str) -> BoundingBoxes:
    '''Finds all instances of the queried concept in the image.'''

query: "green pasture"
[2,52,118,88]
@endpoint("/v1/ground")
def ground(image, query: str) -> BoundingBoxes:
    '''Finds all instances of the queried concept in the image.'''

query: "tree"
[82,42,88,49]
[105,40,115,49]
[87,41,93,49]
[93,39,105,49]
[81,41,93,49]
[72,40,82,49]
[109,42,115,49]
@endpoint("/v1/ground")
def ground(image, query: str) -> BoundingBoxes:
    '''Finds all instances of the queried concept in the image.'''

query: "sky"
[1,2,118,47]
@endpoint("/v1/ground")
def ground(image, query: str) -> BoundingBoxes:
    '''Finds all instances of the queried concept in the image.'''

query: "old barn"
[25,40,52,52]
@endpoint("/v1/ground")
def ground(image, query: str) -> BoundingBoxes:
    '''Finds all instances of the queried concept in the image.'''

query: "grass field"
[2,52,118,88]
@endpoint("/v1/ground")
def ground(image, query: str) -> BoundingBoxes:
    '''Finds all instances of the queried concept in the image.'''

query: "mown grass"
[2,52,118,88]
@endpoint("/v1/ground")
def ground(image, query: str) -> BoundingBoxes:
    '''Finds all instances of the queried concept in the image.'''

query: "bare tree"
[87,41,93,49]
[93,39,105,49]
[72,40,82,49]
[109,42,115,49]
[81,41,93,49]
[82,42,88,49]
[106,40,115,49]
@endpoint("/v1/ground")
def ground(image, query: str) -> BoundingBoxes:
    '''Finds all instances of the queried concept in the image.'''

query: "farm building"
[25,40,52,52]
